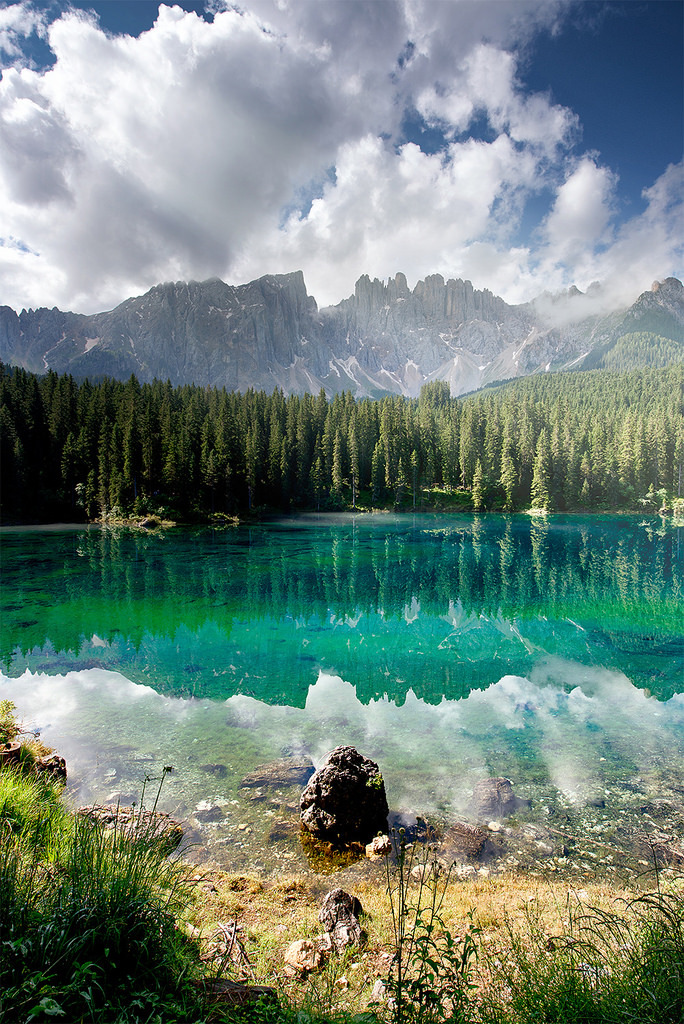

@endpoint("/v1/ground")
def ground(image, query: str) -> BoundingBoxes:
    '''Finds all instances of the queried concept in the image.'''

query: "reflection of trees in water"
[2,517,681,702]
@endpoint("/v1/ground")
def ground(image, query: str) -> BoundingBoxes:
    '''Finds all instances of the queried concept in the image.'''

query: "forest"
[0,361,682,523]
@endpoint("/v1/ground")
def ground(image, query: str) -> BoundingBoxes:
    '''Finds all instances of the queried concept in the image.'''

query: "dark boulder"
[300,745,388,845]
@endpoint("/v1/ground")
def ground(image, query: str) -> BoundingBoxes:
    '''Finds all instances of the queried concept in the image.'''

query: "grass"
[2,783,682,1022]
[0,766,212,1022]
[183,860,683,1024]
[479,883,684,1023]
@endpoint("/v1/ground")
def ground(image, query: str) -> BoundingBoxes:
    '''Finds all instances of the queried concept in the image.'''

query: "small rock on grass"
[366,834,392,859]
[283,939,325,975]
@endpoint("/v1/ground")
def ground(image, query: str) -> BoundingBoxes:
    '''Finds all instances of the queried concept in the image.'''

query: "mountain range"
[1,271,682,397]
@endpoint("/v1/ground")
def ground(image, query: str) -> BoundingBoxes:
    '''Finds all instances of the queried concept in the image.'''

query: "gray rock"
[319,888,364,951]
[4,271,680,400]
[300,745,388,845]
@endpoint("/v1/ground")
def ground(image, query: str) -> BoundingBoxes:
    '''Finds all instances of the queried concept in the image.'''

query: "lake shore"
[3,699,682,1022]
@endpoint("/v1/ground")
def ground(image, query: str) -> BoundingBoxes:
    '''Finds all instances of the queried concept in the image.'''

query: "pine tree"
[472,459,485,511]
[530,430,552,509]
[499,435,517,511]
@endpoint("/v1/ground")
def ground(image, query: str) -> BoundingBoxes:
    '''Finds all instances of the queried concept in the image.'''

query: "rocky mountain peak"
[1,271,681,398]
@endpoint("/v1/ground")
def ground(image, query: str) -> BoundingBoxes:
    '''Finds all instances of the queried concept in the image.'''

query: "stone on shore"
[78,804,183,853]
[319,888,365,951]
[366,834,392,860]
[35,753,68,782]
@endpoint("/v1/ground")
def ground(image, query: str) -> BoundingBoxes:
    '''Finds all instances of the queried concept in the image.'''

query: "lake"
[1,513,683,879]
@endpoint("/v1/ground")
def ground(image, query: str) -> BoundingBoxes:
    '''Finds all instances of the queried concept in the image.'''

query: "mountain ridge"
[1,272,682,397]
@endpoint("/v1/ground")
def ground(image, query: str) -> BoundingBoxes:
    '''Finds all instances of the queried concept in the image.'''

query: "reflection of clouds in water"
[1,660,682,819]
[0,669,200,792]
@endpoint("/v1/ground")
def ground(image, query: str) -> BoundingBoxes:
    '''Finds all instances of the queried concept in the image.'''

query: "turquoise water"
[1,513,683,876]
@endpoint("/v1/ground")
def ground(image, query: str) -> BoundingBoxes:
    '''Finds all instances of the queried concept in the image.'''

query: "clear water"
[1,513,683,877]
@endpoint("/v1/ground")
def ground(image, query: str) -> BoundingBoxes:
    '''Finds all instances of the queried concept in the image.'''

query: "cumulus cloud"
[543,158,616,260]
[235,130,541,305]
[531,159,684,320]
[0,0,680,314]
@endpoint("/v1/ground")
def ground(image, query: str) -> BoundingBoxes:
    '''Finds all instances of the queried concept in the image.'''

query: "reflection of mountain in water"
[2,515,682,703]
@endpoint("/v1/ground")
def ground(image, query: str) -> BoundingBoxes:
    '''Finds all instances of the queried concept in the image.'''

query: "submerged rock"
[195,804,224,823]
[442,821,490,860]
[241,757,315,789]
[471,777,529,819]
[200,763,228,778]
[300,745,389,845]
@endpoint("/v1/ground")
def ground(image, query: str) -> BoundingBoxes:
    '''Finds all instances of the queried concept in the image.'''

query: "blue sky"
[0,0,681,315]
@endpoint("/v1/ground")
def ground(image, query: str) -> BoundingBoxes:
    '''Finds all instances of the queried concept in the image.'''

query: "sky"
[0,0,682,315]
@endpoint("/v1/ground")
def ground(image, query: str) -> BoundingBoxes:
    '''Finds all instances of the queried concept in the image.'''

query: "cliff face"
[323,273,536,393]
[0,273,331,392]
[1,272,682,396]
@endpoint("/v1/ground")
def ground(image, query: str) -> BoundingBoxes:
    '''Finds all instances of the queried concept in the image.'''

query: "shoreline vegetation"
[1,705,682,1023]
[1,362,682,526]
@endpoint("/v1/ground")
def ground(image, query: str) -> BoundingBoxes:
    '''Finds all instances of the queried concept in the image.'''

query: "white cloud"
[532,159,684,317]
[417,43,577,157]
[0,1,680,315]
[235,130,541,304]
[0,1,47,60]
[543,158,616,260]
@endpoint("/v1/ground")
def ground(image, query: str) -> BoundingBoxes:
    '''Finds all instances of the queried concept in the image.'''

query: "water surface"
[2,513,682,877]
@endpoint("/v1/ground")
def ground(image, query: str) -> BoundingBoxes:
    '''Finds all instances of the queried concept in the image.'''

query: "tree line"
[0,361,682,522]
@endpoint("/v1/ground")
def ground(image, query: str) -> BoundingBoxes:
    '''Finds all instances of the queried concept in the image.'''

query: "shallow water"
[1,513,682,878]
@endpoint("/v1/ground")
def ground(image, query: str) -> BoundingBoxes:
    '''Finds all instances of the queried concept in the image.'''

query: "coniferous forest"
[0,361,682,523]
